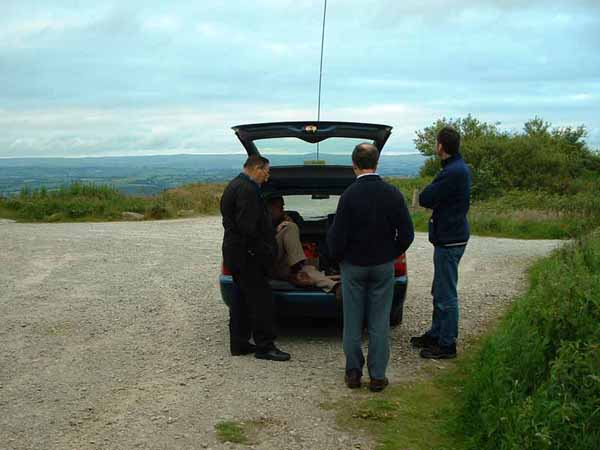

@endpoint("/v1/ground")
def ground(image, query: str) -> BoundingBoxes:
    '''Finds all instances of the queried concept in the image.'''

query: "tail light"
[394,254,407,277]
[221,262,232,276]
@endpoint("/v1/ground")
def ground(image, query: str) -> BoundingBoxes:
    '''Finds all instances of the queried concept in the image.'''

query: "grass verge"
[328,372,466,450]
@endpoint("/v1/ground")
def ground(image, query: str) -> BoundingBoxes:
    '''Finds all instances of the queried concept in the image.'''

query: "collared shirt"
[357,172,379,179]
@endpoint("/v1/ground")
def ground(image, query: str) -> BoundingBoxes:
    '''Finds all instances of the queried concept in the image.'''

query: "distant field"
[0,153,426,196]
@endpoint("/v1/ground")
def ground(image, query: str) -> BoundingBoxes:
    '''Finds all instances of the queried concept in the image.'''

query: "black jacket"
[327,174,414,266]
[419,153,471,247]
[220,173,277,273]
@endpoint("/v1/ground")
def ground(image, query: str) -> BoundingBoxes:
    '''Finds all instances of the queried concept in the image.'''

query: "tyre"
[390,304,403,327]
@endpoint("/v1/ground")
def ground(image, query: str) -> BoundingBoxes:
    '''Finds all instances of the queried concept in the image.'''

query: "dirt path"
[0,217,562,450]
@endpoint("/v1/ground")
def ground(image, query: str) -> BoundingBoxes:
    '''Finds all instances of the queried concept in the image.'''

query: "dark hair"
[243,155,270,169]
[436,127,460,155]
[352,143,379,170]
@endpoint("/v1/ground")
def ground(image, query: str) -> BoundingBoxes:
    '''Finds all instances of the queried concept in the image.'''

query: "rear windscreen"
[257,137,368,165]
[283,195,341,220]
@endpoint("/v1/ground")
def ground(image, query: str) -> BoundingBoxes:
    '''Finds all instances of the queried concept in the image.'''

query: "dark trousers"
[229,257,276,353]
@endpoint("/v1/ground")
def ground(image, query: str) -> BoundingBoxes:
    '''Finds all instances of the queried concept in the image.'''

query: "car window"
[257,137,368,165]
[283,195,340,220]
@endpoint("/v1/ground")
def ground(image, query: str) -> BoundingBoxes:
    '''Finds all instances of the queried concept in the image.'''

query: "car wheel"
[390,305,403,327]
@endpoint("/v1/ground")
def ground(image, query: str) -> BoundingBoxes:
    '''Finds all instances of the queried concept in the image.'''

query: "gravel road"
[0,217,562,450]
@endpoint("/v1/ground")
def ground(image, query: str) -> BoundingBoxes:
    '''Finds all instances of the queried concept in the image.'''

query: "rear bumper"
[218,274,407,318]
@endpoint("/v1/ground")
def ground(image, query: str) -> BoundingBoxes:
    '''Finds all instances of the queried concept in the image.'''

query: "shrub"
[414,116,597,199]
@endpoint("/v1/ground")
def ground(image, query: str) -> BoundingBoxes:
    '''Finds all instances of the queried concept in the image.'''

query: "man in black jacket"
[221,155,290,361]
[411,126,471,359]
[327,143,414,392]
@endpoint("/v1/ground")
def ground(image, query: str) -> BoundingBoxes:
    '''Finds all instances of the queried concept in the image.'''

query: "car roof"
[232,121,392,156]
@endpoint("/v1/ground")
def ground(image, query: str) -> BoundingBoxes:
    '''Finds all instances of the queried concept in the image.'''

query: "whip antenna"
[316,0,327,159]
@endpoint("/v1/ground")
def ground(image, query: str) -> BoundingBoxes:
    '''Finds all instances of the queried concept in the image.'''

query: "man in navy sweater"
[327,143,414,392]
[411,126,471,359]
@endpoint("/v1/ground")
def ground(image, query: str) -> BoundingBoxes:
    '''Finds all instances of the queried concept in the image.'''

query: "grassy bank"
[457,230,600,450]
[333,230,600,450]
[389,176,600,240]
[0,182,223,222]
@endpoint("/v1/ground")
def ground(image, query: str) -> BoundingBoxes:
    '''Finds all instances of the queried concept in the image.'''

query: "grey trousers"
[340,260,394,380]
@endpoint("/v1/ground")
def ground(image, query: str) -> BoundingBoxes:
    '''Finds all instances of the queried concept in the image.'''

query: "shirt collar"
[357,172,379,179]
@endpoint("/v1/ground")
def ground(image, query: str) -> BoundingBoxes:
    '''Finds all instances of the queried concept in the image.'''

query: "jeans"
[427,245,466,348]
[341,260,394,380]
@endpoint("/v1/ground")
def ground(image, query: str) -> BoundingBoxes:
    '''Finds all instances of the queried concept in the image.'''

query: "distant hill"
[0,153,426,196]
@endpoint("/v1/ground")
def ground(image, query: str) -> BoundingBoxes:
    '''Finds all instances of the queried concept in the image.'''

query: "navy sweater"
[419,153,471,247]
[327,175,414,266]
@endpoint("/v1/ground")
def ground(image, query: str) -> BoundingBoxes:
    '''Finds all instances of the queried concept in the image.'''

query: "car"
[219,121,408,326]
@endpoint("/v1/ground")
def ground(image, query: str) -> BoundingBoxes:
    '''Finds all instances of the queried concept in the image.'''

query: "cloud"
[0,0,598,156]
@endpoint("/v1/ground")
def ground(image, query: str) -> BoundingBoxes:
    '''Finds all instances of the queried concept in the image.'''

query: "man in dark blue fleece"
[327,143,414,392]
[411,126,471,359]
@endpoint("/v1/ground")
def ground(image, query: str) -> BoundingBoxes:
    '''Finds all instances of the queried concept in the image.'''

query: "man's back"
[328,175,414,266]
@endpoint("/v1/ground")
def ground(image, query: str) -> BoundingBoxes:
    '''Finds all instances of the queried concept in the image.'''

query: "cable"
[316,0,327,159]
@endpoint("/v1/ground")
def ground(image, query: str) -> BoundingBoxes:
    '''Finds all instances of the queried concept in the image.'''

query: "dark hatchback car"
[219,121,408,326]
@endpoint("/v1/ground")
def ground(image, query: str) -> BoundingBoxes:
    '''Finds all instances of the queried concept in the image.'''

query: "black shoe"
[231,343,257,356]
[410,333,438,349]
[344,369,362,389]
[254,348,291,362]
[420,344,457,359]
[368,377,389,392]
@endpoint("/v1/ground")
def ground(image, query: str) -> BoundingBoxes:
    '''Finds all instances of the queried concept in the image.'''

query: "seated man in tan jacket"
[267,196,341,299]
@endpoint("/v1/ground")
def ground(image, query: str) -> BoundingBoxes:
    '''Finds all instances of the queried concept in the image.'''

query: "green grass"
[331,375,466,450]
[332,230,600,450]
[390,176,600,240]
[214,421,249,444]
[457,230,600,450]
[0,182,224,222]
[214,418,276,445]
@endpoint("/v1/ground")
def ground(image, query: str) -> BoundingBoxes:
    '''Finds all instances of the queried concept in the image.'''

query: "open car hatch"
[232,121,393,157]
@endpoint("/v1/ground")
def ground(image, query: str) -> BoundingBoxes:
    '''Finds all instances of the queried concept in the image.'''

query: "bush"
[458,231,600,450]
[414,116,598,200]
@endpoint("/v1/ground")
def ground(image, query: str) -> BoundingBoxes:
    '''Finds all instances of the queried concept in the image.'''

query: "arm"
[392,189,415,256]
[419,169,454,209]
[234,185,262,239]
[326,193,350,262]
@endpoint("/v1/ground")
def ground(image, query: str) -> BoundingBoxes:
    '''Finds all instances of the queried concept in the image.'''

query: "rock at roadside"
[0,218,16,224]
[121,212,144,221]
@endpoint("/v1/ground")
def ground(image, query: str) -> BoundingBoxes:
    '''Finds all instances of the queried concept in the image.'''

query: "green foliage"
[414,115,598,200]
[0,182,224,222]
[458,232,600,450]
[215,421,249,444]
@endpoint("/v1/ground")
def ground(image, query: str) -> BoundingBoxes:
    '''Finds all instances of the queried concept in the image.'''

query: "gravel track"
[0,217,562,450]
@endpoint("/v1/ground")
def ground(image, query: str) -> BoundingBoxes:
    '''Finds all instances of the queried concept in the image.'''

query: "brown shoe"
[344,369,362,389]
[369,377,389,392]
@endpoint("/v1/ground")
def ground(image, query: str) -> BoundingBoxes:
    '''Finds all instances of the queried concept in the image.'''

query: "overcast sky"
[1,0,599,157]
